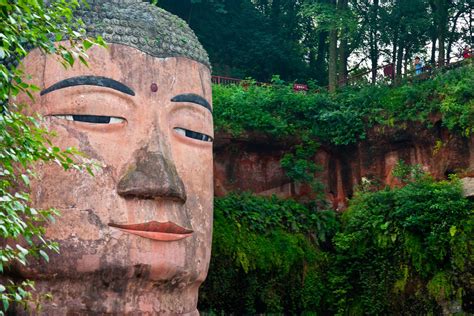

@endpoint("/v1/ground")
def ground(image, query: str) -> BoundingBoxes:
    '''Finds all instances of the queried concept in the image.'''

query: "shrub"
[200,172,473,314]
[213,63,474,145]
[329,171,473,314]
[199,193,338,314]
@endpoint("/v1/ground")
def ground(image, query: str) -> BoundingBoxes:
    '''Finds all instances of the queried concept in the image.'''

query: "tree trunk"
[370,0,379,84]
[404,48,409,74]
[438,29,445,66]
[328,0,338,92]
[429,0,437,64]
[435,0,449,66]
[337,36,348,86]
[337,0,349,86]
[446,10,463,62]
[392,26,400,84]
[392,26,399,71]
[313,30,328,85]
[329,28,338,92]
[431,36,437,65]
[395,38,404,85]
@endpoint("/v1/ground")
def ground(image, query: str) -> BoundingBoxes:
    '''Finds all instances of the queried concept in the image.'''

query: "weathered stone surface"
[117,149,187,201]
[214,124,474,210]
[461,177,474,197]
[13,43,213,314]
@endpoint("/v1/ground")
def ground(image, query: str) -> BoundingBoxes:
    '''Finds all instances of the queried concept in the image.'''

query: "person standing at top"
[414,56,424,75]
[462,46,471,59]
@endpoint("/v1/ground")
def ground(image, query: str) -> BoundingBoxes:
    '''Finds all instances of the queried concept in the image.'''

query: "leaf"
[21,174,30,186]
[95,35,107,47]
[449,225,457,237]
[29,84,41,92]
[2,294,8,311]
[17,287,26,297]
[78,55,88,66]
[39,250,49,262]
[62,51,74,66]
[16,244,28,255]
[83,39,93,50]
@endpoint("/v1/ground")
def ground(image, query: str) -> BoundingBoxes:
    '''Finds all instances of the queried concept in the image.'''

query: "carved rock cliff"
[214,122,474,210]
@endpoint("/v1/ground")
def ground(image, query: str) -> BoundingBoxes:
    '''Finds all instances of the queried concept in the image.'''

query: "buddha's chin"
[13,259,202,285]
[11,275,202,315]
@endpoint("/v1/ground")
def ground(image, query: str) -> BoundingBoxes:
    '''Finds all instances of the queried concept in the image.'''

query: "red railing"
[211,75,308,92]
[211,75,242,85]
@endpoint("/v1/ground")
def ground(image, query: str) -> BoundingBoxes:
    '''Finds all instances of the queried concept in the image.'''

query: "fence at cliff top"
[211,52,472,91]
[211,75,270,87]
[211,75,308,91]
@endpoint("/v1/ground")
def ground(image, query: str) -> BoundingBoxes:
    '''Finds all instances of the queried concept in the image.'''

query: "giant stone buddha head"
[14,1,213,314]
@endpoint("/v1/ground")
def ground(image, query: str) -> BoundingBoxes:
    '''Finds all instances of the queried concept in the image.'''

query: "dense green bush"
[330,171,473,314]
[199,193,338,314]
[200,172,473,314]
[213,63,474,145]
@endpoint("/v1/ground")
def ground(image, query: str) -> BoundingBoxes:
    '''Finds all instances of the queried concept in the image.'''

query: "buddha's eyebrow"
[40,76,135,96]
[171,93,212,113]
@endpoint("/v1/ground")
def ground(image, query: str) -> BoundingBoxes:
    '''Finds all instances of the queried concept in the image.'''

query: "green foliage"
[213,63,474,145]
[199,193,337,313]
[1,0,104,313]
[160,0,470,87]
[215,192,339,242]
[213,78,331,194]
[280,138,324,195]
[391,160,425,183]
[330,169,473,314]
[200,171,473,314]
[159,0,322,82]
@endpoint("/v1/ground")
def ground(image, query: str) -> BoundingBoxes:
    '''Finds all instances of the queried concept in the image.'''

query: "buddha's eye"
[52,115,125,124]
[174,127,213,142]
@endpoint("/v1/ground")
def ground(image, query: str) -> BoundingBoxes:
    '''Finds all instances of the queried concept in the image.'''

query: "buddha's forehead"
[77,0,210,69]
[34,44,212,101]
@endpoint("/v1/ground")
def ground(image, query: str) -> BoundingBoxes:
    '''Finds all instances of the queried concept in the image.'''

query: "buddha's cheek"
[29,162,123,240]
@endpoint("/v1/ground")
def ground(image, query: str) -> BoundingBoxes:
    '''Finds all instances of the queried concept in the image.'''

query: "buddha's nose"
[116,147,187,203]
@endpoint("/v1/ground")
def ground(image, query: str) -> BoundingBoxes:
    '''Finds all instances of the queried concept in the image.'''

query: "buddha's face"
[17,43,213,312]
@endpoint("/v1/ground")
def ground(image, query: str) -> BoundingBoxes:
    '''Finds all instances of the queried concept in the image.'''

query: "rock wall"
[214,124,474,210]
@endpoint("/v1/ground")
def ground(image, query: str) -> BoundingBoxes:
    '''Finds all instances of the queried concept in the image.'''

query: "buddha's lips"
[108,221,193,241]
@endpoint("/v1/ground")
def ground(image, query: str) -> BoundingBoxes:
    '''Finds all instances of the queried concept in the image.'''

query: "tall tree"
[430,0,450,65]
[328,0,338,91]
[302,0,357,90]
[160,0,312,81]
[159,0,471,85]
[381,0,429,82]
[354,0,381,83]
[337,0,349,85]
